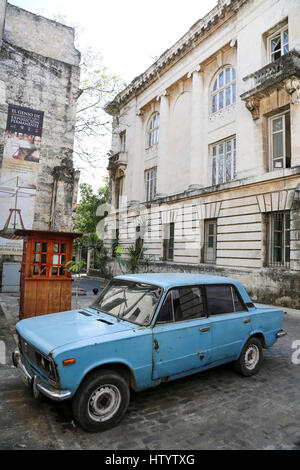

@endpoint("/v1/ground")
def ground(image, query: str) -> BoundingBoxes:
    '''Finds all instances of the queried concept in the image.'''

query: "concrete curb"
[0,299,18,334]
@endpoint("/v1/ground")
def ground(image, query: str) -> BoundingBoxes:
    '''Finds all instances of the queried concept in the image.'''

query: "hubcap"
[88,384,121,422]
[245,344,260,370]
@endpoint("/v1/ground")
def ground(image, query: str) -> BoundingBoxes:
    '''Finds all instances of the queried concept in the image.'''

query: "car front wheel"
[72,369,130,432]
[234,337,263,377]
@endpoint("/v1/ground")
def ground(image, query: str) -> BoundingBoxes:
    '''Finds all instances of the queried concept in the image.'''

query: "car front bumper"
[12,348,72,402]
[276,329,287,338]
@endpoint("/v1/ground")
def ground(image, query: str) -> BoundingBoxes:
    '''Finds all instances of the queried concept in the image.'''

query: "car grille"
[18,335,57,382]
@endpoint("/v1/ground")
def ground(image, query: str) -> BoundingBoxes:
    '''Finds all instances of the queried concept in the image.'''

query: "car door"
[205,284,252,364]
[152,286,212,381]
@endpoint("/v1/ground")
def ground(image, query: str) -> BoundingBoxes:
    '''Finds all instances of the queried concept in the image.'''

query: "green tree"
[74,182,112,278]
[66,260,86,309]
[74,181,108,235]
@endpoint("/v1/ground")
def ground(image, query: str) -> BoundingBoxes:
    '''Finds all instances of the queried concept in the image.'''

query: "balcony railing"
[241,50,300,101]
[108,151,128,170]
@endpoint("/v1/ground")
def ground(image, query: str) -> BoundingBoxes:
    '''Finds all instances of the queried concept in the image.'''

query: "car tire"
[234,337,263,377]
[72,369,130,432]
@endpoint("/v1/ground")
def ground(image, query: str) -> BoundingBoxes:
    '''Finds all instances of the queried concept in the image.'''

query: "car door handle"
[243,318,251,324]
[200,327,210,332]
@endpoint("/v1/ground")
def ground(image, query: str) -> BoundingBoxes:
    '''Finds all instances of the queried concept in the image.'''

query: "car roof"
[115,273,241,290]
[114,273,253,304]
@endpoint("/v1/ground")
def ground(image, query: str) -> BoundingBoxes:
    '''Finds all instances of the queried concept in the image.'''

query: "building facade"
[105,0,300,307]
[0,1,80,290]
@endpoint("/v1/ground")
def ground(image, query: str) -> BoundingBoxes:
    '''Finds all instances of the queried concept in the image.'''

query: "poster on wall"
[0,104,44,255]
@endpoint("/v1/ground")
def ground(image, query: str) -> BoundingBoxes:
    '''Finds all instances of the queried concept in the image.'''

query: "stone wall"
[0,1,81,289]
[0,1,80,233]
[89,260,300,309]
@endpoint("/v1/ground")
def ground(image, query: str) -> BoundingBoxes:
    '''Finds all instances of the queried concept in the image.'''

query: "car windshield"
[91,279,162,326]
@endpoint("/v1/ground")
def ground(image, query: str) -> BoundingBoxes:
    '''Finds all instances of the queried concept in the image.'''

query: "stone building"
[105,0,300,306]
[0,1,80,290]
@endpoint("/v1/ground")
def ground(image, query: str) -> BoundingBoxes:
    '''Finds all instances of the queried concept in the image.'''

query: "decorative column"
[285,78,300,167]
[133,108,145,203]
[188,66,204,188]
[156,91,169,196]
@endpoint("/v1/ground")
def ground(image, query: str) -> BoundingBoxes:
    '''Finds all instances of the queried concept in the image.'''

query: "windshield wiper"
[117,289,128,320]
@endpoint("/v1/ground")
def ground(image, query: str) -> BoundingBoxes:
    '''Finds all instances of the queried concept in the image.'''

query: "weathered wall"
[0,1,80,233]
[4,3,80,66]
[0,1,5,49]
[90,259,300,309]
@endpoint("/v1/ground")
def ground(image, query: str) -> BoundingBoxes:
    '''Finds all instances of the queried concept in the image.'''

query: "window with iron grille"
[211,136,236,185]
[267,211,290,267]
[145,167,157,201]
[269,111,291,170]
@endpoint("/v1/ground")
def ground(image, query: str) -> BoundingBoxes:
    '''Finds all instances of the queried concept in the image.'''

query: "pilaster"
[188,66,204,188]
[156,91,170,196]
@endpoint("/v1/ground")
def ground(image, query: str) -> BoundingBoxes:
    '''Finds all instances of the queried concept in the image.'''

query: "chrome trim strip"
[276,329,287,338]
[36,381,72,401]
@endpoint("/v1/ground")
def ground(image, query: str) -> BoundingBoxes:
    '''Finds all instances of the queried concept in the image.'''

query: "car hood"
[16,308,135,355]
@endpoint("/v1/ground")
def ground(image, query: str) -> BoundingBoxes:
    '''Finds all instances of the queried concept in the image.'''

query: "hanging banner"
[0,104,44,255]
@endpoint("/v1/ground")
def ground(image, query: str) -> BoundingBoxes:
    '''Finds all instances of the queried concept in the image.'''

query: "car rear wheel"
[72,369,130,432]
[234,337,263,377]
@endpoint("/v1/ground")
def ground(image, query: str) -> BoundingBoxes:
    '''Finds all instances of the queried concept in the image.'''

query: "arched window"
[147,112,160,147]
[211,66,236,114]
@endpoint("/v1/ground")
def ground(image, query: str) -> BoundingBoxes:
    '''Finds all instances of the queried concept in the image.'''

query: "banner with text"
[0,104,44,255]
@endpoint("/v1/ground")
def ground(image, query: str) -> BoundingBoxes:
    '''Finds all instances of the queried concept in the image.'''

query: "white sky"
[8,0,217,190]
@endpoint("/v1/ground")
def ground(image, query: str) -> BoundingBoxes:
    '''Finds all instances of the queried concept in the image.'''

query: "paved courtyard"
[0,289,300,450]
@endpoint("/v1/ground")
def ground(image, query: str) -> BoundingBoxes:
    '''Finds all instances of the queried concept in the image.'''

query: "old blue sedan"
[13,274,286,432]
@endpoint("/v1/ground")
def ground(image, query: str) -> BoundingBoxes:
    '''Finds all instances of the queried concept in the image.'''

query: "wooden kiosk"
[14,230,82,319]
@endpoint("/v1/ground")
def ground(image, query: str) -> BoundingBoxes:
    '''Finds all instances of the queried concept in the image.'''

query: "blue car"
[13,274,286,432]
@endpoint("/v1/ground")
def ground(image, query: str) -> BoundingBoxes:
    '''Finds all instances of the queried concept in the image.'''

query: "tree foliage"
[74,181,108,235]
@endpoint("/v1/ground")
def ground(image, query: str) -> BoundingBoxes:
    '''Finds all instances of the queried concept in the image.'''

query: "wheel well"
[82,363,137,391]
[249,333,267,349]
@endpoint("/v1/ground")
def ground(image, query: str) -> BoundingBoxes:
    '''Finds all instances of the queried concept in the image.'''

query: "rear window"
[205,285,246,315]
[173,287,205,321]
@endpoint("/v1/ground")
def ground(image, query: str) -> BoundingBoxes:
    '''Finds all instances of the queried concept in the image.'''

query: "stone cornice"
[105,0,250,115]
[108,167,300,216]
[149,167,300,206]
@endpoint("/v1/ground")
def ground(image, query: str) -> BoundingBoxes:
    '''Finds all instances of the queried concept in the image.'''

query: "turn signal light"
[63,358,76,366]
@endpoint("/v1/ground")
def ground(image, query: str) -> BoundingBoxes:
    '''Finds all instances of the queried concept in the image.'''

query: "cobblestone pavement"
[0,293,300,450]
